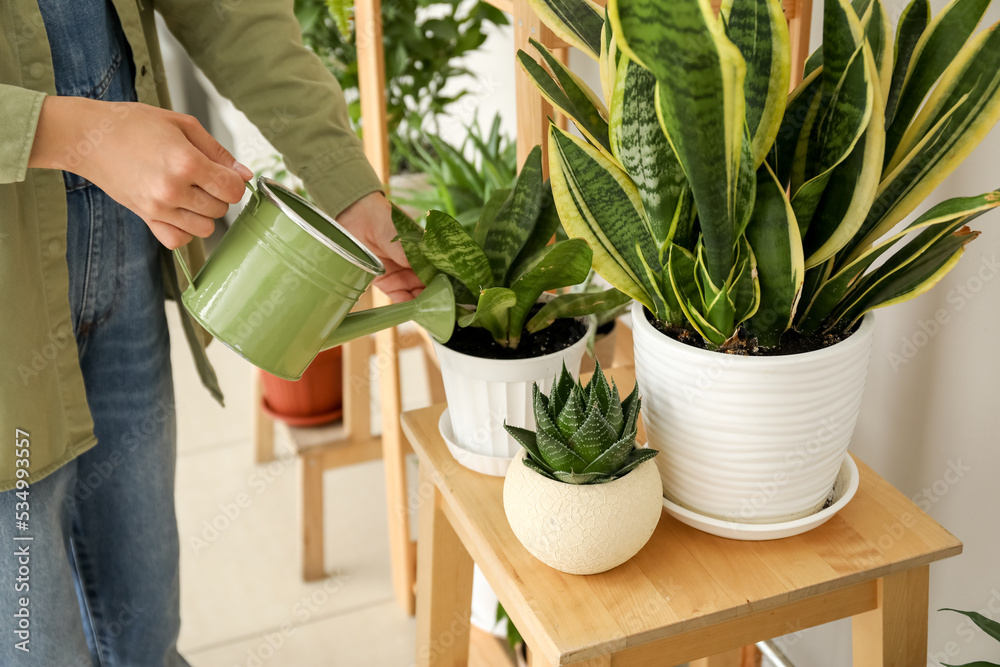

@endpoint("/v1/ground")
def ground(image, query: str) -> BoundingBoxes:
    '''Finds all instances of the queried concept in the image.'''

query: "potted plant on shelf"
[503,363,661,574]
[391,146,630,470]
[520,0,1000,530]
[392,113,518,226]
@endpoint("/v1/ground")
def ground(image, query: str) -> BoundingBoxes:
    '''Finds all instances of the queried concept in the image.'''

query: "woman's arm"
[28,95,251,248]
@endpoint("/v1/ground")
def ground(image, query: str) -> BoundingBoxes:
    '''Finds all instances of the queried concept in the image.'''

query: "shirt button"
[28,63,45,80]
[48,239,61,256]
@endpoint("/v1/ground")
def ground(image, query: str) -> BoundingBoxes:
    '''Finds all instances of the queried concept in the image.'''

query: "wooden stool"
[401,366,962,666]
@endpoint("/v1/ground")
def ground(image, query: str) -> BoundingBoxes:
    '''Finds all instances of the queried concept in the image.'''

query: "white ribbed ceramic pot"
[503,450,662,575]
[632,302,875,524]
[433,317,594,460]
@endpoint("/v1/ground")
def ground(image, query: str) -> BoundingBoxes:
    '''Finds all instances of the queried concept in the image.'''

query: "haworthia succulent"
[505,363,656,484]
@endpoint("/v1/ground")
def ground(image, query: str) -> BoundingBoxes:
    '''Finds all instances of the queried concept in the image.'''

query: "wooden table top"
[400,366,962,665]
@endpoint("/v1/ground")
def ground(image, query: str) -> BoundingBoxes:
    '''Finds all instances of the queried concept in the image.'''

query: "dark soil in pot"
[645,308,857,356]
[444,304,587,360]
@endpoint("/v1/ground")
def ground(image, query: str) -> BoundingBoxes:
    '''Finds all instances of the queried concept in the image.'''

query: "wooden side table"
[400,366,962,666]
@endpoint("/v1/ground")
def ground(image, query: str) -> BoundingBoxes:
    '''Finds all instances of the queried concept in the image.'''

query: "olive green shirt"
[0,0,382,491]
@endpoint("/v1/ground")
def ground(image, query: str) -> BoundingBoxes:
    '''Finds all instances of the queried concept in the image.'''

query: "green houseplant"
[502,363,661,574]
[295,0,508,172]
[940,608,1000,666]
[393,146,629,466]
[520,0,1000,529]
[392,113,518,227]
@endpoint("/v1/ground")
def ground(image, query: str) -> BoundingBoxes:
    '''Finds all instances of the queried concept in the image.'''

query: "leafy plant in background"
[504,362,657,484]
[392,113,518,226]
[294,0,508,172]
[521,0,1000,351]
[391,146,630,348]
[939,608,1000,666]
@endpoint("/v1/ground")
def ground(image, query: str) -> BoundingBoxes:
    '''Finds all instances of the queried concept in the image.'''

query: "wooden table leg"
[852,566,930,666]
[254,373,275,463]
[415,464,473,667]
[531,655,610,667]
[300,451,325,581]
[691,646,760,667]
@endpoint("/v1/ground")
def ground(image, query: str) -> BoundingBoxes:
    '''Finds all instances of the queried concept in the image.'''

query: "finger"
[183,184,231,220]
[175,119,249,202]
[374,268,425,302]
[157,207,216,239]
[147,219,194,250]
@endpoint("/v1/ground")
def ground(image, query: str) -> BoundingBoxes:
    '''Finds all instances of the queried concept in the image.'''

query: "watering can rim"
[256,176,386,278]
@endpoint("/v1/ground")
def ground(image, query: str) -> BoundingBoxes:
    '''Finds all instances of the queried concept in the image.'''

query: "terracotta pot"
[260,346,343,426]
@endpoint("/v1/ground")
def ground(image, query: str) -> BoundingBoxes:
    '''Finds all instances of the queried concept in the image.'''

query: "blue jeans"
[0,1,188,664]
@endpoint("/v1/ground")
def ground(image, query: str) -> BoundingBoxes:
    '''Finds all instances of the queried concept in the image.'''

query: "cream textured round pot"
[434,316,593,460]
[503,450,662,575]
[632,302,875,524]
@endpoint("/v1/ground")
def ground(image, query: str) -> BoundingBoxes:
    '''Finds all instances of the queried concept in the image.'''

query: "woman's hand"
[29,96,252,249]
[337,192,423,303]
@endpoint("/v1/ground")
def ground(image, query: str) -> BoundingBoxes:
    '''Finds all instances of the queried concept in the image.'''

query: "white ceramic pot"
[433,316,594,460]
[504,450,662,575]
[632,302,875,524]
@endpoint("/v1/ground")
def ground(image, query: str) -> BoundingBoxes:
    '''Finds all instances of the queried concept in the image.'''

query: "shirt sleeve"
[154,0,383,218]
[0,85,46,185]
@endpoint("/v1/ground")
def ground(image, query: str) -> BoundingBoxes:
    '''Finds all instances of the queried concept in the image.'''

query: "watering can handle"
[171,179,258,289]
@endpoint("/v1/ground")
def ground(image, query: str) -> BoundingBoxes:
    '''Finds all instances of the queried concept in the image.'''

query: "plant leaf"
[745,163,804,348]
[615,447,659,477]
[721,0,791,167]
[940,608,1000,642]
[462,287,517,343]
[483,147,545,285]
[537,428,589,473]
[552,470,607,484]
[801,44,886,267]
[421,210,494,295]
[582,431,636,476]
[526,0,605,60]
[884,0,930,126]
[522,456,559,481]
[769,67,824,189]
[555,384,588,442]
[611,0,753,287]
[842,23,1000,264]
[609,55,690,245]
[390,204,439,285]
[503,423,550,470]
[884,0,992,163]
[568,406,617,463]
[526,288,631,333]
[507,239,593,345]
[473,188,512,247]
[548,125,664,313]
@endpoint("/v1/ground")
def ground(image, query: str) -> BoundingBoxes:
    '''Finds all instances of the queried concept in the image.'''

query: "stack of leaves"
[391,146,630,348]
[504,362,658,485]
[520,0,1000,350]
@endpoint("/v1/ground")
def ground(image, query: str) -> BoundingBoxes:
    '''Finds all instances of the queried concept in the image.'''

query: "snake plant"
[391,146,631,348]
[522,0,1000,350]
[504,362,658,484]
[940,608,1000,666]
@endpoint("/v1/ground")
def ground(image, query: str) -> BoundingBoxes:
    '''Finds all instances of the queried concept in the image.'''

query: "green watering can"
[174,177,455,380]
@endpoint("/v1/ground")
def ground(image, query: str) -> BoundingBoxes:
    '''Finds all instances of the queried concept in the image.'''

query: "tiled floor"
[168,305,428,666]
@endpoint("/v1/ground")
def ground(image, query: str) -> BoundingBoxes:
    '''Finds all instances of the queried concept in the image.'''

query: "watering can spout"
[322,274,455,350]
